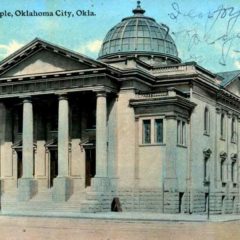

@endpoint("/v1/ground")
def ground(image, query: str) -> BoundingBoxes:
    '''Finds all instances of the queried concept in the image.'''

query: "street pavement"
[0,215,240,240]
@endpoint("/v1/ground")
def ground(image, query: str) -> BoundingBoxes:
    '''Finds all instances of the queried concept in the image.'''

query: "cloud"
[77,39,103,55]
[0,40,24,59]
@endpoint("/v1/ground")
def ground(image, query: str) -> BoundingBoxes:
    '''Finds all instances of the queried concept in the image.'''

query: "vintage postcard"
[0,0,239,239]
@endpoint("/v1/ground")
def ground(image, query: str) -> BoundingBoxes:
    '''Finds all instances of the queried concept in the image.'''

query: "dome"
[98,1,180,63]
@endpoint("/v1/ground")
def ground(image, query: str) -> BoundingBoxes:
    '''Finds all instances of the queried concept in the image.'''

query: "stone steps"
[1,190,103,214]
[2,203,81,213]
[1,189,165,214]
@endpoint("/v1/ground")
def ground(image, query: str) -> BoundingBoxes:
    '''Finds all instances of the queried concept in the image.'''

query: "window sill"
[85,128,96,131]
[231,140,237,144]
[203,132,210,137]
[203,179,210,186]
[177,144,187,148]
[220,137,226,141]
[139,143,166,147]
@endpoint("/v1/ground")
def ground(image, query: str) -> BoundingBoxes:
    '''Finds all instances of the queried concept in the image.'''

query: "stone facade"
[0,4,239,216]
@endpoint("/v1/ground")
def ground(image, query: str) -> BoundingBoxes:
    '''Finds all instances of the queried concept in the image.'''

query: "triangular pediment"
[0,38,104,78]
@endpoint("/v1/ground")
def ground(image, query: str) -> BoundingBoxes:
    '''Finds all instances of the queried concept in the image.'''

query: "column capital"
[96,91,107,98]
[220,151,227,161]
[216,107,221,114]
[58,94,68,101]
[22,96,32,104]
[227,111,232,118]
[203,148,212,159]
[165,114,177,120]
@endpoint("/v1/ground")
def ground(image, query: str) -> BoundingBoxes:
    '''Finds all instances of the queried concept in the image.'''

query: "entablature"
[0,70,118,99]
[129,88,196,119]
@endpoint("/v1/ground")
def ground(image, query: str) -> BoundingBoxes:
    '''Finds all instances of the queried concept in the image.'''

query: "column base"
[164,178,178,191]
[52,176,73,202]
[35,177,49,190]
[18,178,38,201]
[72,177,85,192]
[109,177,119,191]
[2,178,17,193]
[91,177,110,192]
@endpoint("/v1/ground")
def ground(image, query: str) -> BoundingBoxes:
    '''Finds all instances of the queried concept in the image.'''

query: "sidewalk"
[1,211,240,222]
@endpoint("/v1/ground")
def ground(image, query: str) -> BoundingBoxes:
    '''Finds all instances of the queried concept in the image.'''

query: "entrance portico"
[1,88,115,202]
[0,38,119,212]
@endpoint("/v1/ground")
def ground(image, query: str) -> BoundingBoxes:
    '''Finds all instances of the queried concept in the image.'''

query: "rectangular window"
[154,119,163,143]
[143,120,151,144]
[177,120,181,144]
[182,122,186,145]
[142,118,164,144]
[177,120,186,146]
[204,158,208,181]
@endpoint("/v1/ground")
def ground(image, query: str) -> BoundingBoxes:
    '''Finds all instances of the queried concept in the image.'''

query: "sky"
[0,0,240,73]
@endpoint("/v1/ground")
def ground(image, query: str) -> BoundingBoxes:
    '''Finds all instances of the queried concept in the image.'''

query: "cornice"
[129,95,196,111]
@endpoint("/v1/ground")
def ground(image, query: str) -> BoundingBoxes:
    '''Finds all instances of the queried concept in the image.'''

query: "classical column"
[53,94,72,202]
[164,116,178,190]
[22,98,34,178]
[96,91,107,177]
[58,95,69,177]
[163,115,178,213]
[18,97,37,201]
[92,91,110,191]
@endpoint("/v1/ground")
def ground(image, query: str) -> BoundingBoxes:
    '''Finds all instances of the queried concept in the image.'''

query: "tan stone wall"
[116,90,136,187]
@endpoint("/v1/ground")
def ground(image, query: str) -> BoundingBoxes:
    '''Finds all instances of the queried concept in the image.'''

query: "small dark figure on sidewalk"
[111,197,122,212]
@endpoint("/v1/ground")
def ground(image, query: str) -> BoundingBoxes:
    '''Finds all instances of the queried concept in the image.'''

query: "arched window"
[203,149,212,183]
[220,113,226,139]
[231,154,238,185]
[220,159,225,182]
[231,117,236,142]
[204,107,210,135]
[231,161,236,182]
[204,157,209,181]
[220,152,227,186]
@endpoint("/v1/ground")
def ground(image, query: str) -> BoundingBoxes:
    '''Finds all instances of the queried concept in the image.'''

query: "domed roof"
[98,1,179,62]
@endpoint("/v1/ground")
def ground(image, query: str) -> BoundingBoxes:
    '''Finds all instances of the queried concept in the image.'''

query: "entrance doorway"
[221,195,225,214]
[17,151,23,179]
[85,148,96,187]
[179,192,184,213]
[205,193,209,213]
[49,149,58,187]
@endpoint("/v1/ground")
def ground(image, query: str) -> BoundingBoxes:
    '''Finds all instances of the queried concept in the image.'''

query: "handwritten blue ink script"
[168,1,240,70]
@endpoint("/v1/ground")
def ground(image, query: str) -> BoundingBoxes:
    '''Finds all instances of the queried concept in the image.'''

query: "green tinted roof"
[98,2,178,60]
[217,70,240,86]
